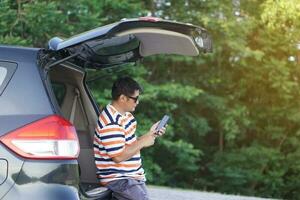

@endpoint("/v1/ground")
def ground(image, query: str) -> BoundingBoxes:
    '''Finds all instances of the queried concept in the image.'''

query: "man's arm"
[112,122,166,163]
[112,131,156,163]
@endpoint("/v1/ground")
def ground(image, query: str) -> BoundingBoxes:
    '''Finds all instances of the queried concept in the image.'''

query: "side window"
[0,67,7,86]
[51,82,66,106]
[0,62,17,96]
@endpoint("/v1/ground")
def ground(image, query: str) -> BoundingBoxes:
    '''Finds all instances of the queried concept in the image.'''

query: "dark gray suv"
[0,17,212,200]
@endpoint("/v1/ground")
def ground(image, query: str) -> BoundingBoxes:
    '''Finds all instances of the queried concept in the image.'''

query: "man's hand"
[138,121,167,148]
[138,123,158,148]
[112,122,167,163]
[152,121,167,137]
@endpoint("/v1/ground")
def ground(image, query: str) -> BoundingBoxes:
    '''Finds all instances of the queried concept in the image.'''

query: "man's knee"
[107,179,149,200]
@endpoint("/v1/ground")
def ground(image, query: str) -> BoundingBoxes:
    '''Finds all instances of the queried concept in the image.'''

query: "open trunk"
[48,64,111,199]
[43,17,212,70]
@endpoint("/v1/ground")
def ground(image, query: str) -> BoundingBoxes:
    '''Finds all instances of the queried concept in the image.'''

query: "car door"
[44,17,212,69]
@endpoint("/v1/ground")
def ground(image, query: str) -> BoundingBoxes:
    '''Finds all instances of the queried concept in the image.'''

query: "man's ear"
[119,94,127,102]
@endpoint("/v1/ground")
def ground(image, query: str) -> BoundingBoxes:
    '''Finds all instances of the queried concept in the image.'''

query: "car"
[0,17,212,200]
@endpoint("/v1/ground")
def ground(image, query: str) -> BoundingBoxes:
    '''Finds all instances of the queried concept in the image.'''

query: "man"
[94,76,166,200]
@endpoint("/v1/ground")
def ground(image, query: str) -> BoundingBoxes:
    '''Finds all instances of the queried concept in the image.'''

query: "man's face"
[123,90,140,112]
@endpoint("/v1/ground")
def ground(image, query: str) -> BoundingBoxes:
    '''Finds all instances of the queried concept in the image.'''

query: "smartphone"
[155,115,170,132]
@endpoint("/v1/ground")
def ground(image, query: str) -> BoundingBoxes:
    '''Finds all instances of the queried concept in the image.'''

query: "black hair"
[111,77,143,100]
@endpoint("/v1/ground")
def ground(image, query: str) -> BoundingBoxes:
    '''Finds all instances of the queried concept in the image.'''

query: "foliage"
[2,0,300,199]
[141,0,300,199]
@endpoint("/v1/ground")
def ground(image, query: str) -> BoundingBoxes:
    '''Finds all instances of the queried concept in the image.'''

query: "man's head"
[111,77,143,113]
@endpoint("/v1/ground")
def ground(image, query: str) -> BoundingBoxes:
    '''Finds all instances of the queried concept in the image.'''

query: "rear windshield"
[0,62,17,96]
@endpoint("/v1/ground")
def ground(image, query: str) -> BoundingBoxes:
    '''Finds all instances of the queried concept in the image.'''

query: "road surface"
[148,186,276,200]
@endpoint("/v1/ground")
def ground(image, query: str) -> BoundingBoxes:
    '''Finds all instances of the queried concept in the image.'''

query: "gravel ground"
[147,186,277,200]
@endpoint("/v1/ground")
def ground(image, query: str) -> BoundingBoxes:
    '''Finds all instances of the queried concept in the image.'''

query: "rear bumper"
[2,182,80,200]
[0,145,111,200]
[1,157,80,200]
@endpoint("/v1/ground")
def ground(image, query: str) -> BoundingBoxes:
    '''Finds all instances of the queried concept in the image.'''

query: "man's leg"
[106,179,149,200]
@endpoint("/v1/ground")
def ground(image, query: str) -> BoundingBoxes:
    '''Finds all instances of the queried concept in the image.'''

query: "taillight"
[139,16,161,22]
[0,115,80,160]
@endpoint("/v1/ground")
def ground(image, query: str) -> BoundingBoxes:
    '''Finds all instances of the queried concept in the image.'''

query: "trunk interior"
[48,63,111,199]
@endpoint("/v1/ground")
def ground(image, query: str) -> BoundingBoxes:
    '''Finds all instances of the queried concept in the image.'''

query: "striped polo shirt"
[94,104,145,185]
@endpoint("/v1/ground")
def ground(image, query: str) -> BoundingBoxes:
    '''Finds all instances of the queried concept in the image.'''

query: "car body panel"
[0,159,8,185]
[0,46,53,136]
[1,159,80,200]
[0,144,24,199]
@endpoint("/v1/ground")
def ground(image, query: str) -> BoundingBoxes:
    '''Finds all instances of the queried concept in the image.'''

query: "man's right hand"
[138,122,161,148]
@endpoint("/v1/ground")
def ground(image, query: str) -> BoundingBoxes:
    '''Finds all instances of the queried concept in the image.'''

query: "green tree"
[140,0,300,199]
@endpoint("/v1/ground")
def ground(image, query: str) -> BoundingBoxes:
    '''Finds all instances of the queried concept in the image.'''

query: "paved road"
[148,186,276,200]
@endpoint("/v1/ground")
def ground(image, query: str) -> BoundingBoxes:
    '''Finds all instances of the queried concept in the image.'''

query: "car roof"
[0,45,40,63]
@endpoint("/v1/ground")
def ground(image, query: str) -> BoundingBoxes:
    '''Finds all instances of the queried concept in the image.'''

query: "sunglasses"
[127,95,139,103]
